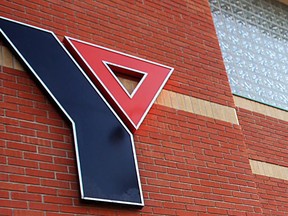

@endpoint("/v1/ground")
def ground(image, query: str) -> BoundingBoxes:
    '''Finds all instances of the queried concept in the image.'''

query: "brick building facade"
[0,0,287,215]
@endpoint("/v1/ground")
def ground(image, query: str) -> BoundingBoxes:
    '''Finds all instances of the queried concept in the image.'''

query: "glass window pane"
[209,0,288,111]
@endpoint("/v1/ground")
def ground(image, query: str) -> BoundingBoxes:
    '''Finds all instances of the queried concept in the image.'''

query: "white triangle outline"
[102,61,148,99]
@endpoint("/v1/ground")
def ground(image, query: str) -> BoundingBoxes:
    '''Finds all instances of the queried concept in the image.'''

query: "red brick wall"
[136,105,265,215]
[0,65,75,216]
[254,175,288,216]
[237,107,288,167]
[2,0,286,215]
[236,107,288,216]
[1,63,264,215]
[0,0,235,107]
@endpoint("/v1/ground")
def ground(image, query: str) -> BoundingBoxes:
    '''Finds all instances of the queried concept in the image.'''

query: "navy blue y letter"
[0,17,143,206]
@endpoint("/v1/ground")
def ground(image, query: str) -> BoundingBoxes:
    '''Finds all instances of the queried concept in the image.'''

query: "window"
[209,0,288,110]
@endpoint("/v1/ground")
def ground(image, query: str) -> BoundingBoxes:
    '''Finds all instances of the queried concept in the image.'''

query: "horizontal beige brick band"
[1,44,239,125]
[156,90,239,124]
[0,45,24,71]
[234,96,288,122]
[249,159,288,181]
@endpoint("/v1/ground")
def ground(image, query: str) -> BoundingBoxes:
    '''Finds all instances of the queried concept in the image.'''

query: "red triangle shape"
[64,37,173,132]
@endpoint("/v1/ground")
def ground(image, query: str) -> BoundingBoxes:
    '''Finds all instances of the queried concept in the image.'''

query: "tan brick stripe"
[1,44,239,124]
[118,75,239,124]
[234,96,288,122]
[156,90,239,124]
[249,159,288,181]
[0,45,24,71]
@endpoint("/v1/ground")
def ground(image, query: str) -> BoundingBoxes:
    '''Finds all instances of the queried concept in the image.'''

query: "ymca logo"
[0,17,173,206]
